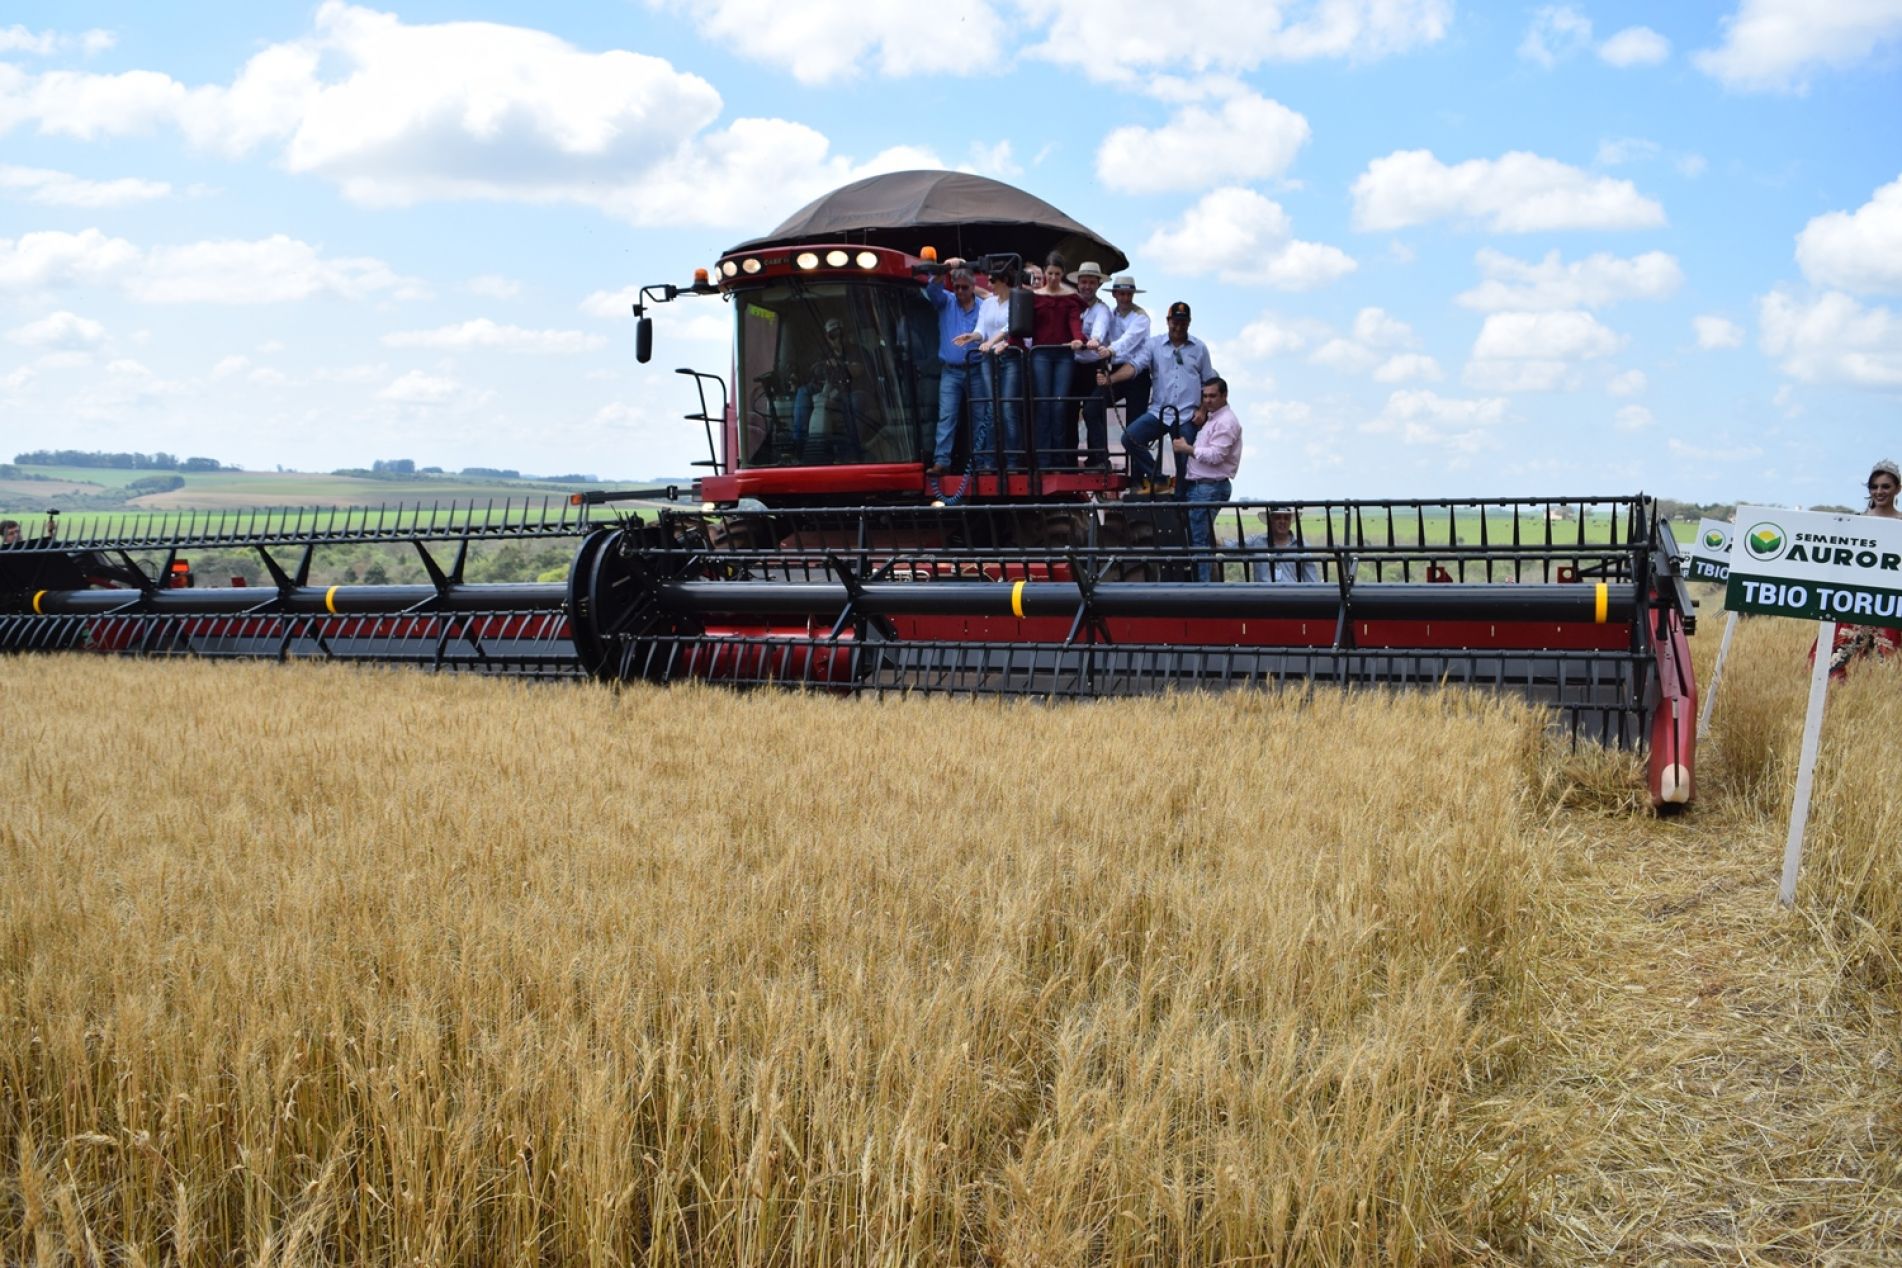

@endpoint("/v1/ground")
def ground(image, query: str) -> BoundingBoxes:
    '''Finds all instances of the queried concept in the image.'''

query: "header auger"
[0,172,1699,807]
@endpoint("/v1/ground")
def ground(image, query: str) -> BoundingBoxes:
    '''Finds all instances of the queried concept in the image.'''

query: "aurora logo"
[1702,528,1727,550]
[1744,522,1786,561]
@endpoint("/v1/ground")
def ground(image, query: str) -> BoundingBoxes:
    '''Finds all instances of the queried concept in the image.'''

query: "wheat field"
[4,614,1901,1264]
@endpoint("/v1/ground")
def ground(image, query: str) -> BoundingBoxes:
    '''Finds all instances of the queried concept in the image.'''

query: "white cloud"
[1361,388,1510,451]
[1310,338,1377,373]
[657,0,1008,85]
[1693,315,1746,349]
[1758,288,1902,387]
[273,5,726,203]
[964,139,1021,178]
[1141,187,1355,289]
[1222,312,1328,360]
[1695,0,1902,92]
[1599,26,1670,67]
[600,123,941,228]
[0,25,59,56]
[1473,310,1625,360]
[1351,150,1666,232]
[2,228,425,306]
[7,310,106,349]
[1795,174,1902,294]
[130,236,428,304]
[580,286,639,318]
[1465,310,1625,391]
[377,370,468,404]
[466,274,521,299]
[382,319,608,354]
[1677,154,1708,178]
[1456,248,1683,311]
[1595,136,1660,166]
[1613,404,1655,431]
[0,4,931,229]
[0,66,194,141]
[210,354,251,379]
[1305,308,1422,376]
[1606,369,1647,396]
[1374,353,1444,383]
[1097,92,1310,193]
[1352,307,1416,348]
[1518,6,1593,67]
[0,26,111,56]
[0,228,140,289]
[0,164,170,207]
[1023,0,1452,83]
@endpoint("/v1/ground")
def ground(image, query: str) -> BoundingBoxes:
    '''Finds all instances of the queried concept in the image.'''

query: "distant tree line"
[1656,499,1734,523]
[13,449,227,471]
[1658,498,1858,520]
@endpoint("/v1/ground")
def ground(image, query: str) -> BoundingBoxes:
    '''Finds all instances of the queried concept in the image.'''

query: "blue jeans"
[1122,407,1195,481]
[934,363,973,467]
[971,352,1024,470]
[1029,346,1073,467]
[1184,478,1231,581]
[1122,411,1163,479]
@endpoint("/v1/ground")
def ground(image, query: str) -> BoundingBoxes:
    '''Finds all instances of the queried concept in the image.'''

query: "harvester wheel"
[1097,510,1161,582]
[1034,509,1088,550]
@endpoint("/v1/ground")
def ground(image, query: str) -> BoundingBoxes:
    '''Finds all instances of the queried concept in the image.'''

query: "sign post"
[1689,518,1736,740]
[1724,506,1902,907]
[1779,622,1836,907]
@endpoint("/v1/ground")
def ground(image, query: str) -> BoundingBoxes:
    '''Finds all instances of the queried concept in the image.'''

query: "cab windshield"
[735,280,938,468]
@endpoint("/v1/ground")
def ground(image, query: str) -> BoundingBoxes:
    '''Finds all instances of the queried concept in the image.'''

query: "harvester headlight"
[855,251,878,269]
[825,249,849,267]
[720,260,738,278]
[795,251,820,269]
[741,257,762,274]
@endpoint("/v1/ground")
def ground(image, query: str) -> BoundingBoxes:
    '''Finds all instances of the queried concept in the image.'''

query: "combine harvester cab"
[0,170,1699,808]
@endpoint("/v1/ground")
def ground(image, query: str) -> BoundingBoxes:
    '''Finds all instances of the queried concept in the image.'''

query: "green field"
[0,465,640,511]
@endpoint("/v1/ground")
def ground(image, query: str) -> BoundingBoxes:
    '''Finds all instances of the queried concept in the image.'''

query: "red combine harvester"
[0,171,1699,808]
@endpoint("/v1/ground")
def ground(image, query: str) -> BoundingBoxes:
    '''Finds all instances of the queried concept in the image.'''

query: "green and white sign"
[1724,504,1902,629]
[1688,517,1731,583]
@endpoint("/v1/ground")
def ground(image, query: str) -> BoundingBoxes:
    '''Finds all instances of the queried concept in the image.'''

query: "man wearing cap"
[1122,300,1215,490]
[1171,376,1241,581]
[922,259,983,474]
[1066,262,1114,467]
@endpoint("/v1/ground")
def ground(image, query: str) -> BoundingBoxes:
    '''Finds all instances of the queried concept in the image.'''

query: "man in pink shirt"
[1172,376,1241,581]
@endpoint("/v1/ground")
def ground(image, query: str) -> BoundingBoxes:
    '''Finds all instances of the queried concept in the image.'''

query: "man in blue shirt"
[922,262,983,474]
[1121,301,1216,490]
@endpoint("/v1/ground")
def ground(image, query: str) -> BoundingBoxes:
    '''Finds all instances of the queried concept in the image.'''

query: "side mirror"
[636,316,653,364]
[1008,288,1034,340]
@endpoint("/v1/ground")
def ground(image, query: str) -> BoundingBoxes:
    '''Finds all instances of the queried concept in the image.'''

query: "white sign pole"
[1778,620,1837,908]
[1696,610,1740,740]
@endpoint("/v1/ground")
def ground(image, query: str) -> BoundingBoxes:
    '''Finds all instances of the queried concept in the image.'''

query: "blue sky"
[1,1,1898,502]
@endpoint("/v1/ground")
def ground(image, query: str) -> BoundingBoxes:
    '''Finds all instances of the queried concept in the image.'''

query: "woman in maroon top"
[1029,251,1085,468]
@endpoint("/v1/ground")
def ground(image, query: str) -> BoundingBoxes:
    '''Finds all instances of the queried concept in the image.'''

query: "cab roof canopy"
[727,170,1128,273]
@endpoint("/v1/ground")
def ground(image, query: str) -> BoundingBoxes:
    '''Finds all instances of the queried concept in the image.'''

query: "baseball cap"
[1167,301,1191,320]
